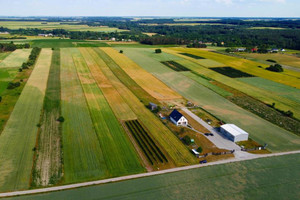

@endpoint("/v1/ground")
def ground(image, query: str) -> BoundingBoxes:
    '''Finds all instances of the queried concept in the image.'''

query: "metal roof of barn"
[221,124,249,137]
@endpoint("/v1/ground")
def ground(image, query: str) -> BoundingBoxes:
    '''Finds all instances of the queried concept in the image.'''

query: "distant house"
[0,31,9,34]
[271,48,279,53]
[236,48,246,52]
[220,124,249,142]
[169,109,188,126]
[149,102,158,111]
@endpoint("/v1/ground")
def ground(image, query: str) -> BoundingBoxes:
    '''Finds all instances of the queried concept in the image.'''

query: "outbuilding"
[149,102,158,111]
[220,124,249,142]
[169,109,188,126]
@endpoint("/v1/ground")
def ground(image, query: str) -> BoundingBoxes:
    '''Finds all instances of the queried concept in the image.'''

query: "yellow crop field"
[101,47,182,100]
[166,48,300,89]
[0,49,31,68]
[79,47,137,121]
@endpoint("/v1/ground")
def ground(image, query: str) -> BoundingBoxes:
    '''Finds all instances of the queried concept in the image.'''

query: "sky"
[0,0,299,17]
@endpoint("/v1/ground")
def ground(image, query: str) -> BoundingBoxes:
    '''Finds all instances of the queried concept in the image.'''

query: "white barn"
[220,124,249,142]
[169,109,188,126]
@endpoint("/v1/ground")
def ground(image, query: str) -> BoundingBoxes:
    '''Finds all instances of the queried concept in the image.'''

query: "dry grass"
[101,47,182,100]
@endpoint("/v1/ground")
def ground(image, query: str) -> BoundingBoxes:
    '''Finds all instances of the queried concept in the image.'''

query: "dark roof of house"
[169,109,183,122]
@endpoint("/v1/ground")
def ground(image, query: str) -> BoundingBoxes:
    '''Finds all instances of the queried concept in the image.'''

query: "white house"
[220,124,249,142]
[169,109,188,126]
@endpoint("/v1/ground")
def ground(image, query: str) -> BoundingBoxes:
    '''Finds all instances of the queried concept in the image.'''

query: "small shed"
[220,124,249,142]
[169,109,188,126]
[149,102,158,111]
[191,149,200,157]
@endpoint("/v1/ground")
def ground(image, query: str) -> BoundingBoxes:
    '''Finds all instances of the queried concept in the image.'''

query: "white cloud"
[215,0,233,5]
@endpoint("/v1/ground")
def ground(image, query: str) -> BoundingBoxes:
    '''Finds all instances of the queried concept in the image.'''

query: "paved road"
[182,108,241,151]
[1,150,300,198]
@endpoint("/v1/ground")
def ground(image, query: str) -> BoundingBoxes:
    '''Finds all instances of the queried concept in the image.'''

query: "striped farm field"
[163,49,300,119]
[101,47,182,101]
[166,48,300,89]
[92,48,197,167]
[70,48,144,176]
[79,48,136,121]
[0,49,52,192]
[0,52,11,61]
[0,49,31,68]
[120,48,300,152]
[60,48,107,183]
[32,48,62,187]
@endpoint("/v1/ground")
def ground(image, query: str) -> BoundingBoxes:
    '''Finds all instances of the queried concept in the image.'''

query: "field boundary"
[1,150,300,198]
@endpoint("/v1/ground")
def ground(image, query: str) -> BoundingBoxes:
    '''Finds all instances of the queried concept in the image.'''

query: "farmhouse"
[169,109,188,126]
[220,124,249,142]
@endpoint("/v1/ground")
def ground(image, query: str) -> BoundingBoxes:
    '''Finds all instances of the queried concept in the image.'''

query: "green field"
[238,77,300,104]
[119,48,300,152]
[0,49,31,68]
[60,48,108,183]
[32,49,62,186]
[0,21,125,32]
[7,153,300,200]
[0,49,52,192]
[0,52,10,61]
[71,48,144,176]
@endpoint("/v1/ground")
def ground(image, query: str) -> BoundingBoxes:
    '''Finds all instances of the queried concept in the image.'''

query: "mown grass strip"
[31,48,62,187]
[0,49,52,192]
[72,48,144,177]
[60,48,107,184]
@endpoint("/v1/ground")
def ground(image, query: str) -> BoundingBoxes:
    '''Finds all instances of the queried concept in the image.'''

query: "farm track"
[0,49,52,192]
[1,150,300,198]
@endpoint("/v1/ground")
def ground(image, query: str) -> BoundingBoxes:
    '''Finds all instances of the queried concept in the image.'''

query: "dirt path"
[1,150,300,198]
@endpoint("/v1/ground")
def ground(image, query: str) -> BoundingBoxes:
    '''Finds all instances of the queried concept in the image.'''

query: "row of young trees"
[0,42,30,52]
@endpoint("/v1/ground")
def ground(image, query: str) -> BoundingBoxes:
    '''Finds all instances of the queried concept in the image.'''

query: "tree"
[266,64,283,72]
[24,43,30,48]
[182,135,191,145]
[57,116,65,122]
[119,50,123,53]
[155,49,162,53]
[0,96,2,103]
[197,146,203,153]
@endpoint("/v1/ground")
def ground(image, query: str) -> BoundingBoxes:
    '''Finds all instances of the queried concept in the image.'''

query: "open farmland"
[6,153,300,200]
[0,49,31,68]
[60,48,108,183]
[119,47,300,152]
[101,47,182,101]
[0,21,125,32]
[169,48,300,89]
[70,48,144,176]
[164,48,300,119]
[91,47,197,167]
[0,52,10,61]
[0,49,52,192]
[32,49,62,187]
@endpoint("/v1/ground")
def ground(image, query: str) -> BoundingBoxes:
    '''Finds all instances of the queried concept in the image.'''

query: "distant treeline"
[0,42,30,52]
[1,17,300,49]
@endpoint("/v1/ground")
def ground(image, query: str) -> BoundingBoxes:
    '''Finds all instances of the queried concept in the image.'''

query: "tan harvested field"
[79,48,137,121]
[0,49,31,68]
[0,49,52,192]
[101,47,182,101]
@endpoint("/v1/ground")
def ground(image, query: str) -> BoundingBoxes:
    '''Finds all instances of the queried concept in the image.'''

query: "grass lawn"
[60,48,107,184]
[7,153,300,200]
[120,48,300,152]
[71,48,144,176]
[0,49,52,192]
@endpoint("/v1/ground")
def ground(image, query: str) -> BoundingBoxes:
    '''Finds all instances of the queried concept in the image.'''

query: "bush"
[155,49,162,53]
[57,116,65,122]
[266,64,283,72]
[119,50,123,53]
[18,68,22,72]
[197,146,203,153]
[24,43,30,48]
[0,96,2,103]
[182,135,191,145]
[266,59,277,63]
[7,82,21,89]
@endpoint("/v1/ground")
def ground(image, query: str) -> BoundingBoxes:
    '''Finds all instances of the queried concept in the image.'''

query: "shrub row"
[21,47,41,69]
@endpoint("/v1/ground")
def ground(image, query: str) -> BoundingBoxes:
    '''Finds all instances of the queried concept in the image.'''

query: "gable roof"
[169,109,183,122]
[221,124,249,137]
